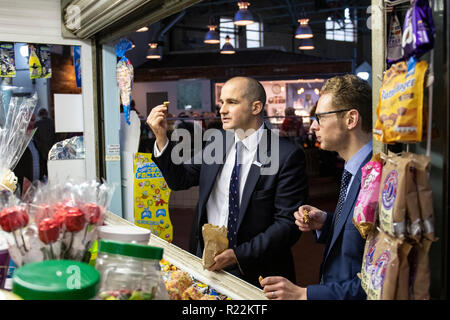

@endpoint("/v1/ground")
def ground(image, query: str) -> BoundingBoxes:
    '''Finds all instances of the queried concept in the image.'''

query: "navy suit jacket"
[152,127,308,286]
[307,152,372,300]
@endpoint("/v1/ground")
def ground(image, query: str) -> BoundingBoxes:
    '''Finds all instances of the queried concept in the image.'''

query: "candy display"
[115,38,134,125]
[373,59,428,143]
[160,259,229,300]
[0,93,37,193]
[402,0,435,60]
[353,153,383,239]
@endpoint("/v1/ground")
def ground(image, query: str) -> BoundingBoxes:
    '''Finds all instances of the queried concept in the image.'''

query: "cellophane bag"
[353,153,383,239]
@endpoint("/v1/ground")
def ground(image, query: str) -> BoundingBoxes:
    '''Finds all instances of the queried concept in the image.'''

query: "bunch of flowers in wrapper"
[0,180,114,267]
[0,92,38,194]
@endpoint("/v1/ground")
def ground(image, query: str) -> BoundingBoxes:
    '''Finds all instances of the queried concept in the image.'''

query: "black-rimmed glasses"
[310,108,353,125]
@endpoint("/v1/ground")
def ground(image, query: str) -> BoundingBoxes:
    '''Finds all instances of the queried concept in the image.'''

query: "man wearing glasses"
[261,74,372,300]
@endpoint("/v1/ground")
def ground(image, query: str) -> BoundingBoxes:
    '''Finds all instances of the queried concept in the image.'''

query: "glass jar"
[95,239,168,300]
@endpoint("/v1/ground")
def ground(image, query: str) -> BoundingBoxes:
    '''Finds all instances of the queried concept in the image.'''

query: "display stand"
[104,211,267,300]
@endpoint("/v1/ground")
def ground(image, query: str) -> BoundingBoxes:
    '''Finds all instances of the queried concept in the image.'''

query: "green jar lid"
[98,239,163,260]
[12,260,100,300]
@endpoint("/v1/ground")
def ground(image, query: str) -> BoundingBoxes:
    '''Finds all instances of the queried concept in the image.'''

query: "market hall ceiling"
[61,0,372,42]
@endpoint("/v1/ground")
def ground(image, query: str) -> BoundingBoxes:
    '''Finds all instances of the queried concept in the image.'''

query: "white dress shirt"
[153,124,264,227]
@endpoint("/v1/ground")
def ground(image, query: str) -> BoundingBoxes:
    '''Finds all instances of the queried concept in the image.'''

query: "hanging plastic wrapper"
[0,43,16,78]
[402,0,435,60]
[73,46,81,88]
[115,39,134,125]
[0,92,38,193]
[386,13,403,65]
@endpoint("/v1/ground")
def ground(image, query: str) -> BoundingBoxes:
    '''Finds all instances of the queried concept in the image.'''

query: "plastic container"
[97,225,151,244]
[12,260,100,300]
[96,239,168,300]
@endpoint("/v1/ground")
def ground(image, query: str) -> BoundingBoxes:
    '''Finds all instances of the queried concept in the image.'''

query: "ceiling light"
[295,18,313,39]
[204,25,220,44]
[137,26,148,32]
[221,35,235,54]
[234,1,254,26]
[297,88,304,95]
[146,43,160,59]
[299,38,314,50]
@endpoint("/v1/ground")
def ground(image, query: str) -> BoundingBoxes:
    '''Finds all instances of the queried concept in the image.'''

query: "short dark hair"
[37,108,48,118]
[320,74,372,133]
[246,77,266,108]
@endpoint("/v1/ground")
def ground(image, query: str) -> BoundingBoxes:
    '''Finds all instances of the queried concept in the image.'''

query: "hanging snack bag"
[201,224,228,269]
[409,238,433,299]
[410,153,435,240]
[0,43,16,77]
[39,45,52,79]
[360,228,379,294]
[387,13,403,65]
[401,152,423,243]
[394,240,413,300]
[363,230,401,300]
[28,44,42,79]
[402,0,435,60]
[373,59,428,143]
[378,153,409,238]
[353,153,383,239]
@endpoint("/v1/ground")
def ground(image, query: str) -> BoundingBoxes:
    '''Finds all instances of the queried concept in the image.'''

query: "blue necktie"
[228,141,242,248]
[333,169,352,229]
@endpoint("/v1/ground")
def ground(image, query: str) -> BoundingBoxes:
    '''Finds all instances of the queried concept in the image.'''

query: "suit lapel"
[324,153,372,260]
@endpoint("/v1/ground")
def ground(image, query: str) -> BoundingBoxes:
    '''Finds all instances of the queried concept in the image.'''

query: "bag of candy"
[402,0,435,60]
[373,59,428,143]
[201,223,228,269]
[353,153,383,239]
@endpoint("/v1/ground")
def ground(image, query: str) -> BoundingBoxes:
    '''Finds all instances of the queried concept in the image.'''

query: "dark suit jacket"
[152,127,308,286]
[13,141,47,191]
[307,152,372,300]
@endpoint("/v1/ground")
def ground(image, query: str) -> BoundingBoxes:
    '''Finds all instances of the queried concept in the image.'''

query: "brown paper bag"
[364,230,401,300]
[378,153,409,237]
[201,224,229,269]
[394,240,413,300]
[409,239,433,300]
[401,152,423,243]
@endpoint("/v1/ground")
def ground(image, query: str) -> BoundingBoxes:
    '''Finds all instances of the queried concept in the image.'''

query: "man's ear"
[252,101,263,116]
[347,109,360,130]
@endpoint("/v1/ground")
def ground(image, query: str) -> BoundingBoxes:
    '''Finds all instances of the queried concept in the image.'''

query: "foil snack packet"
[353,153,383,239]
[402,0,435,60]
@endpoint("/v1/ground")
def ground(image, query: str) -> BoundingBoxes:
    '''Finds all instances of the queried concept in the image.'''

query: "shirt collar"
[234,123,265,152]
[344,140,372,176]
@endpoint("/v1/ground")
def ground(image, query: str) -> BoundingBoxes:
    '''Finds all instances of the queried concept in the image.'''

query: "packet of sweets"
[378,153,408,237]
[365,230,401,300]
[360,228,379,295]
[353,153,383,239]
[201,224,228,269]
[373,59,428,143]
[402,0,435,60]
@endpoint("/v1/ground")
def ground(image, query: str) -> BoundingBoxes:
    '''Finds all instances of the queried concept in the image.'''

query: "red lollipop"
[0,206,29,232]
[82,203,102,225]
[65,208,86,232]
[38,218,60,244]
